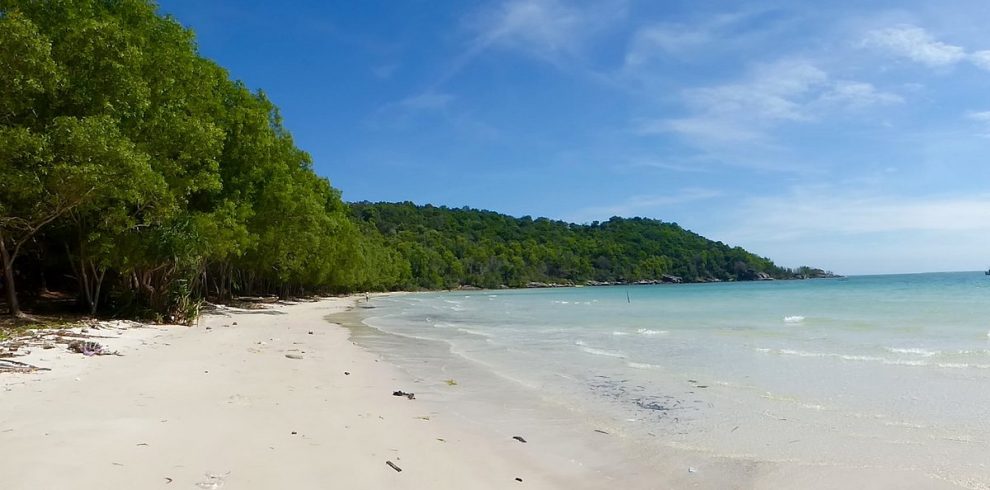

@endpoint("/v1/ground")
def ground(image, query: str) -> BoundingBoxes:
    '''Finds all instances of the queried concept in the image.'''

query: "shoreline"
[0,296,613,489]
[1,293,964,489]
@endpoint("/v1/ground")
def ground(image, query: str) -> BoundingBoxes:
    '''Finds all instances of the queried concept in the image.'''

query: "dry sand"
[0,297,610,489]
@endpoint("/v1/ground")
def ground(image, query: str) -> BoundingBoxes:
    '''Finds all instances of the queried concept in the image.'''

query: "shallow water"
[353,273,990,486]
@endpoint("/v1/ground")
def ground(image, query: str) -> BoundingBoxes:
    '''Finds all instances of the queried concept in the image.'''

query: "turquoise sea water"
[355,272,990,485]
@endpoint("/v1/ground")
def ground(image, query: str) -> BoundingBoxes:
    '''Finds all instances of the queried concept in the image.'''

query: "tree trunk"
[0,232,22,317]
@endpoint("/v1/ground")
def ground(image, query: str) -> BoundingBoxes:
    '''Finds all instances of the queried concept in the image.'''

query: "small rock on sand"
[285,354,304,360]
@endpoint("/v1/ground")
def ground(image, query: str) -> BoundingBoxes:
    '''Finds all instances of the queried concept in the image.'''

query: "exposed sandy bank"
[0,297,602,489]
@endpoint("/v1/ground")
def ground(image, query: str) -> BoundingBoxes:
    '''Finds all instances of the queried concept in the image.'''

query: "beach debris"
[0,359,50,373]
[594,429,609,434]
[195,471,230,489]
[67,340,118,356]
[308,331,314,335]
[291,431,298,435]
[512,436,527,443]
[415,416,430,421]
[164,477,173,484]
[392,390,415,400]
[515,477,524,482]
[285,354,304,360]
[436,438,446,443]
[688,467,697,473]
[385,461,402,472]
[136,442,149,447]
[344,371,350,375]
[444,378,458,386]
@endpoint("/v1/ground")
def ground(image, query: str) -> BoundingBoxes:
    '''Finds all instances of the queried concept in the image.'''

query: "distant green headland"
[351,202,835,290]
[0,1,830,321]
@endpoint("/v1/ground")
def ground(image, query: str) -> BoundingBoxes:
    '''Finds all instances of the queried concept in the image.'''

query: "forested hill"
[0,0,403,320]
[351,202,797,289]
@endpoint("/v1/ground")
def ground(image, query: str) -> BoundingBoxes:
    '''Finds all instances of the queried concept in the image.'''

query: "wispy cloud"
[816,80,904,109]
[623,10,765,67]
[966,110,990,137]
[862,25,966,67]
[861,24,990,72]
[968,50,990,71]
[724,188,990,242]
[642,60,901,152]
[439,0,626,82]
[399,91,455,111]
[715,188,990,273]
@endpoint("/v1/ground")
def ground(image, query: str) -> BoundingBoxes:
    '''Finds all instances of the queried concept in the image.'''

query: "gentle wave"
[575,341,626,358]
[884,347,940,357]
[626,361,662,370]
[761,348,990,369]
[457,327,495,338]
[636,328,668,336]
[783,315,805,324]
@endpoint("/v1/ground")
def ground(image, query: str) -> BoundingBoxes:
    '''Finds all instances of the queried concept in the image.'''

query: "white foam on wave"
[580,346,627,358]
[611,331,630,336]
[626,361,662,370]
[760,347,990,369]
[885,347,940,357]
[575,340,626,358]
[937,362,990,369]
[457,327,494,338]
[636,328,668,336]
[783,315,805,324]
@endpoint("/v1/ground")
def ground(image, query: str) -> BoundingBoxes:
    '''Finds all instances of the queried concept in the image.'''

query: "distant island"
[0,1,831,321]
[350,202,838,290]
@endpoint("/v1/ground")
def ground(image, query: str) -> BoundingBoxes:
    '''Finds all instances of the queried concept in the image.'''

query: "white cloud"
[685,60,828,123]
[969,50,990,71]
[638,117,766,144]
[470,0,626,61]
[966,110,990,137]
[817,81,904,109]
[622,10,774,69]
[967,110,990,122]
[724,188,990,242]
[649,60,901,150]
[715,188,990,274]
[624,23,711,66]
[862,25,966,67]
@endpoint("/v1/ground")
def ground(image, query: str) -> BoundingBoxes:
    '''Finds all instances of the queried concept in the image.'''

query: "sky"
[156,0,990,275]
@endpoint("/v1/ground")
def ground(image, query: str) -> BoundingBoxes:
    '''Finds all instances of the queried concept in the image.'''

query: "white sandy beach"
[0,297,613,489]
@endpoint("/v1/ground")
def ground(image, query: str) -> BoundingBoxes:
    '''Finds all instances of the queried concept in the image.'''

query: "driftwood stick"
[0,359,50,372]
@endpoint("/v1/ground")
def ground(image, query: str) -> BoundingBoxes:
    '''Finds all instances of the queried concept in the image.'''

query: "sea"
[344,272,990,487]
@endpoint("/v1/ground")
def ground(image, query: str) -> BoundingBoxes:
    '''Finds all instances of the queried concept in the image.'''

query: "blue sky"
[157,0,990,275]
